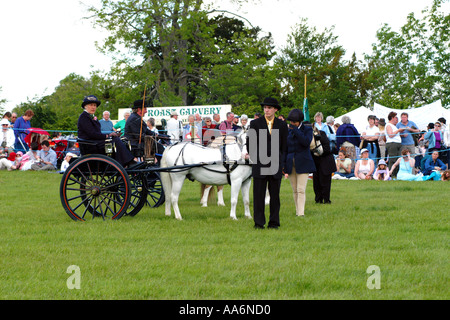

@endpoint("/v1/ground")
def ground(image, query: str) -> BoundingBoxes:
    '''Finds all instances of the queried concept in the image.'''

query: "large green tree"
[274,18,369,118]
[365,0,449,108]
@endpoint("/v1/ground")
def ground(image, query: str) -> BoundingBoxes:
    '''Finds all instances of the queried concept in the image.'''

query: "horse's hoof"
[201,203,208,207]
[218,202,226,207]
[230,216,238,221]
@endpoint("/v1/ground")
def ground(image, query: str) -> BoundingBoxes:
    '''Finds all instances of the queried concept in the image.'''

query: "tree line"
[4,0,449,132]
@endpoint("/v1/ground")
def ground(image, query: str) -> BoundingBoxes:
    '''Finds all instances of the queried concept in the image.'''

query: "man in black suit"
[246,97,288,229]
[124,99,157,158]
[77,95,135,167]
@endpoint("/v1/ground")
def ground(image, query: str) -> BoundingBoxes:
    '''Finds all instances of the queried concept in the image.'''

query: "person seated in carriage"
[124,99,158,159]
[77,95,136,168]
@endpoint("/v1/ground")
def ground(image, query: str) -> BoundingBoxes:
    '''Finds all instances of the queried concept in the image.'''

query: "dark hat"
[287,108,304,123]
[133,99,150,109]
[260,97,281,110]
[81,95,101,108]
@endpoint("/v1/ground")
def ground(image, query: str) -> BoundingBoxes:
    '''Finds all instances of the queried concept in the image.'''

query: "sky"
[0,0,448,113]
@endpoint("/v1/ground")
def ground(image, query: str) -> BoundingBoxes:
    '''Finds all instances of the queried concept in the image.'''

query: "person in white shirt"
[0,119,15,154]
[166,111,183,144]
[385,112,406,178]
[361,115,381,164]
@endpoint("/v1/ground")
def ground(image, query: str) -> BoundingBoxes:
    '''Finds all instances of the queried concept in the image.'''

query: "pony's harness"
[172,137,244,185]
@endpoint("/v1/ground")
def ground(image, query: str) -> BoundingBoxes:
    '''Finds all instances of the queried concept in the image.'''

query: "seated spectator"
[0,150,16,170]
[390,149,423,181]
[0,118,15,154]
[333,149,354,179]
[423,150,446,176]
[60,152,78,173]
[373,159,390,181]
[31,140,57,171]
[354,148,374,180]
[441,170,450,181]
[9,151,23,170]
[20,142,40,171]
[114,111,130,136]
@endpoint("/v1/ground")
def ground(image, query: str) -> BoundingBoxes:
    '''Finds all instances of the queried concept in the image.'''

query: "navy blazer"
[246,116,288,179]
[77,111,107,141]
[284,124,316,174]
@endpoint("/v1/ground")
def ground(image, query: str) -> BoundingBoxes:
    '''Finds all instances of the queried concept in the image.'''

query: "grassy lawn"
[0,170,448,300]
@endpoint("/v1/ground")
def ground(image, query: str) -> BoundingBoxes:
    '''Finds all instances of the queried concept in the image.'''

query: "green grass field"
[0,170,448,300]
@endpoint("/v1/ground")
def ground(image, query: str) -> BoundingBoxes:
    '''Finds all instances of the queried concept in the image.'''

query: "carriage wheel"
[60,154,131,221]
[125,171,148,217]
[146,171,165,208]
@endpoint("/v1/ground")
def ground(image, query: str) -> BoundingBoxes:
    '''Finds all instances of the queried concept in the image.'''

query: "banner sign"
[117,105,232,127]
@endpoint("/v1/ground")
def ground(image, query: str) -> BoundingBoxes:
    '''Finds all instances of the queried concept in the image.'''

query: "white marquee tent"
[335,101,450,132]
[373,100,450,131]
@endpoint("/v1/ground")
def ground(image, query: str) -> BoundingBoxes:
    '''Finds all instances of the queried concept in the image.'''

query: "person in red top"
[202,116,217,146]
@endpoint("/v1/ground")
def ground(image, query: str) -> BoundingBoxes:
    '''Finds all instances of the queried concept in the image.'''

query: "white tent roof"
[335,106,373,133]
[373,100,450,131]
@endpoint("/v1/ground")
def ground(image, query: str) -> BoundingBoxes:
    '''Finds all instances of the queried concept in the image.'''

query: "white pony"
[160,132,252,220]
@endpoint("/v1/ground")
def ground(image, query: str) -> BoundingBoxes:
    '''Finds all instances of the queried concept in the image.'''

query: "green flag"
[303,97,310,122]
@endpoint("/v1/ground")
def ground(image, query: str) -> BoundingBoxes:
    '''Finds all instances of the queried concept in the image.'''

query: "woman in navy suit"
[284,109,316,216]
[77,95,135,167]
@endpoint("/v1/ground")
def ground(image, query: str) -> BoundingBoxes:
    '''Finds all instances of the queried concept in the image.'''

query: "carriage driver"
[77,95,136,168]
[124,99,158,159]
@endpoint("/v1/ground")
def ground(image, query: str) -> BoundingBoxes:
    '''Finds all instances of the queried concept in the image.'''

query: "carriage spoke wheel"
[60,155,131,221]
[146,171,165,208]
[125,171,148,217]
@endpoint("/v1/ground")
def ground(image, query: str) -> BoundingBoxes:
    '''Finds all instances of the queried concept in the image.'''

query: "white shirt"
[166,117,183,144]
[0,128,15,148]
[385,123,401,143]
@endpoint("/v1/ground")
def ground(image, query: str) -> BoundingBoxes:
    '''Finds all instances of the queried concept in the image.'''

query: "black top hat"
[133,99,151,109]
[81,95,101,108]
[287,108,304,123]
[260,97,281,110]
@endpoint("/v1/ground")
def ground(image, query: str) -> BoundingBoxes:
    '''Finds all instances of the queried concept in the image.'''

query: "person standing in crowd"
[438,117,449,168]
[99,111,115,134]
[13,109,34,152]
[335,115,360,151]
[166,111,183,144]
[326,116,337,154]
[424,122,444,157]
[311,124,337,204]
[360,115,380,164]
[30,140,57,171]
[0,118,15,154]
[219,112,235,135]
[378,118,387,161]
[396,112,420,155]
[284,109,315,217]
[385,112,406,178]
[9,112,18,128]
[314,112,331,145]
[212,113,221,125]
[240,114,249,132]
[201,116,217,146]
[147,117,159,135]
[114,111,130,136]
[183,115,202,143]
[246,97,288,229]
[77,95,135,167]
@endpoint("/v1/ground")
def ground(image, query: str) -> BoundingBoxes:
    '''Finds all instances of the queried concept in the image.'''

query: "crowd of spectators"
[1,107,449,181]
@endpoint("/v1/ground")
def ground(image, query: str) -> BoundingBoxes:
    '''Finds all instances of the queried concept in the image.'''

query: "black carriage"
[59,135,165,221]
